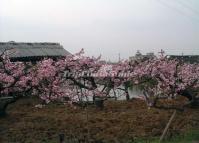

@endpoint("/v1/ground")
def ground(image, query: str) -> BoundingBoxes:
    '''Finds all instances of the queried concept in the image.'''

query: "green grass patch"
[133,130,199,143]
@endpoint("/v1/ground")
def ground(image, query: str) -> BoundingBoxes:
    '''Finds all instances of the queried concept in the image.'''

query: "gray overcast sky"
[0,0,199,61]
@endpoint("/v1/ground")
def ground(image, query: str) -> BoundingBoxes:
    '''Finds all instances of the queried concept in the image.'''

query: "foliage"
[0,49,199,110]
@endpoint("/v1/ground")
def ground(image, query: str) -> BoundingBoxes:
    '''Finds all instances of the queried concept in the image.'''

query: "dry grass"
[0,96,198,143]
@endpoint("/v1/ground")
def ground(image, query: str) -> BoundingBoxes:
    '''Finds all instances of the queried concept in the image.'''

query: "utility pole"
[118,53,121,62]
[158,49,165,57]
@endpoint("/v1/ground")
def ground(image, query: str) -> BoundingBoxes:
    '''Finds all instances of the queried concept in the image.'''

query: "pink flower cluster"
[0,49,199,106]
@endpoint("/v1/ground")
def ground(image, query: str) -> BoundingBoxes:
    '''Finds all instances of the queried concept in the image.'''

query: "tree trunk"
[123,82,131,101]
[179,89,199,108]
[179,89,193,101]
[93,95,104,109]
[0,108,6,117]
[0,96,22,117]
[125,86,130,101]
[0,101,9,117]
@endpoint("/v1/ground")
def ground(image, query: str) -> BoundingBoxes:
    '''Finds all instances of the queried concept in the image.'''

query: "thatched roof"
[0,42,70,62]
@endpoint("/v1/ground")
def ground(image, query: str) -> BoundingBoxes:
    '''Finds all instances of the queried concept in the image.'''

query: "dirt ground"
[0,97,199,143]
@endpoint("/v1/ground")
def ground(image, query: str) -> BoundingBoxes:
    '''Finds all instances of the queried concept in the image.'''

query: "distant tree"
[0,50,33,116]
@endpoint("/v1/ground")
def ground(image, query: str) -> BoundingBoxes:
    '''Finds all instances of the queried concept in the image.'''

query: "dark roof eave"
[9,55,66,62]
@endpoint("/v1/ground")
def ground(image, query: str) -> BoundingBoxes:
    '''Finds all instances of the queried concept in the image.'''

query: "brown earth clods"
[0,97,199,143]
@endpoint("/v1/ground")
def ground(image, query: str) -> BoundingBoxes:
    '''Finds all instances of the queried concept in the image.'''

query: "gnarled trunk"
[0,100,10,117]
[124,82,130,101]
[125,88,130,101]
[93,95,104,109]
[0,95,22,117]
[0,104,6,117]
[179,89,199,108]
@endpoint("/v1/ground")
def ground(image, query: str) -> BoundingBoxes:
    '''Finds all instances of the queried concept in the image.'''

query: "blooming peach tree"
[0,49,199,116]
[133,53,199,109]
[0,51,34,116]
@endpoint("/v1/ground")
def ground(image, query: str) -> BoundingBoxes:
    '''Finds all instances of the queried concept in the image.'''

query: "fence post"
[160,110,177,142]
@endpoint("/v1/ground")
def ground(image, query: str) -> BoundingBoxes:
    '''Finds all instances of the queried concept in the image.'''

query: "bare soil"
[0,97,199,143]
